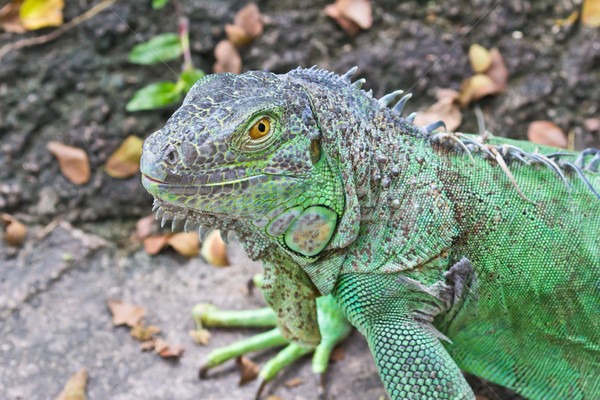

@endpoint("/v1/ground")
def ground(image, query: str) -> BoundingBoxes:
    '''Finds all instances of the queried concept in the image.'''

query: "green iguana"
[140,67,600,400]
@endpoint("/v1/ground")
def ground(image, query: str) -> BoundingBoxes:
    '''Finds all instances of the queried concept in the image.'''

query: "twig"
[0,0,118,63]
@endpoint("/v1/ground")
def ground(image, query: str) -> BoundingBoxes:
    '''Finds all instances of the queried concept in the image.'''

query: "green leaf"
[180,68,205,92]
[152,0,169,9]
[128,33,182,65]
[126,82,183,112]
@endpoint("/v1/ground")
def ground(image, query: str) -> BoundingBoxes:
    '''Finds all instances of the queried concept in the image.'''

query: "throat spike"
[378,90,404,108]
[342,66,358,80]
[220,230,230,245]
[392,93,412,115]
[161,213,169,228]
[171,218,180,232]
[198,226,210,241]
[152,200,159,212]
[155,207,165,220]
[184,219,193,233]
[406,112,417,123]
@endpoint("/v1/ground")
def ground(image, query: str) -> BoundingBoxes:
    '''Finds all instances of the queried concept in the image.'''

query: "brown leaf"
[475,396,491,400]
[458,74,499,107]
[143,234,171,255]
[47,141,91,185]
[225,24,252,47]
[233,3,263,42]
[140,339,156,351]
[189,329,211,345]
[0,0,26,33]
[20,0,64,31]
[582,0,600,27]
[107,300,145,327]
[1,213,27,247]
[413,88,462,132]
[585,118,600,131]
[555,10,579,27]
[130,324,160,341]
[105,136,143,179]
[527,121,568,148]
[468,44,492,73]
[329,346,345,362]
[213,40,242,74]
[325,0,372,35]
[159,345,185,358]
[55,367,87,400]
[284,377,303,388]
[236,356,259,385]
[200,230,230,267]
[136,215,155,239]
[152,338,184,358]
[339,0,372,29]
[266,397,284,400]
[486,48,509,91]
[168,232,200,257]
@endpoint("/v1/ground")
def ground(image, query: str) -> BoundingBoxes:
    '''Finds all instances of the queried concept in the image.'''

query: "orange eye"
[249,117,271,139]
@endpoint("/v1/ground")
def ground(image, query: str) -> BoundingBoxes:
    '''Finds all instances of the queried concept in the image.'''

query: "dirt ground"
[1,1,599,399]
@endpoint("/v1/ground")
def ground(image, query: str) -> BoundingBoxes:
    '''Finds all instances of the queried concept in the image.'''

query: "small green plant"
[126,0,204,112]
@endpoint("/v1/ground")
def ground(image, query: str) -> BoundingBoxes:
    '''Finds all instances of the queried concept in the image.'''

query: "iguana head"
[141,70,346,260]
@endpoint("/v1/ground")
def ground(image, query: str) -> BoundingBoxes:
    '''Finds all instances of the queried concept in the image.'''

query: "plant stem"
[172,0,193,71]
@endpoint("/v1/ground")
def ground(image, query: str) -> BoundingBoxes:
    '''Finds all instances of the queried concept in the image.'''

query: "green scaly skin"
[141,67,600,400]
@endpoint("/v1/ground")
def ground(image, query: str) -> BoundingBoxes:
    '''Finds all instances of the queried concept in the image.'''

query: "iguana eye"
[248,117,271,140]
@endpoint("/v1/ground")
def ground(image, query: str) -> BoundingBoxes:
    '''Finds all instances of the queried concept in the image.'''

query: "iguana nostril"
[162,143,179,165]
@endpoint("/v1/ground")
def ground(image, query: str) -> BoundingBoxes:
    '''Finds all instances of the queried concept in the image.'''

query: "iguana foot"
[192,285,352,399]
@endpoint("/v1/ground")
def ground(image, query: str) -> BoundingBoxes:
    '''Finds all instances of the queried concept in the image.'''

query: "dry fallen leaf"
[329,346,345,362]
[266,397,284,400]
[20,0,64,30]
[325,0,372,35]
[159,344,185,358]
[136,215,155,239]
[284,377,303,388]
[413,88,462,132]
[236,356,260,385]
[225,24,251,47]
[582,0,600,27]
[585,118,600,131]
[486,48,509,91]
[153,337,184,358]
[1,213,27,246]
[527,121,568,148]
[225,2,263,46]
[213,40,242,74]
[468,44,492,73]
[458,73,498,108]
[47,141,91,185]
[55,367,87,400]
[555,10,580,27]
[107,300,145,327]
[130,324,160,341]
[168,232,200,257]
[0,0,26,33]
[189,329,211,345]
[143,234,171,255]
[200,230,230,267]
[105,136,143,179]
[140,339,156,351]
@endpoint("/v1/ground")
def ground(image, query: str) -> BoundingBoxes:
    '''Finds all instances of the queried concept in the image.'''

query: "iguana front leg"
[333,259,477,400]
[193,274,352,398]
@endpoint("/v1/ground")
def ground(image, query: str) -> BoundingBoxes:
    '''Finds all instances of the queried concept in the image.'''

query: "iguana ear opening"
[309,139,322,165]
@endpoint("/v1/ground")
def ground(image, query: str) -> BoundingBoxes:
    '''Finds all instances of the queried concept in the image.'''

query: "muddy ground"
[0,1,599,399]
